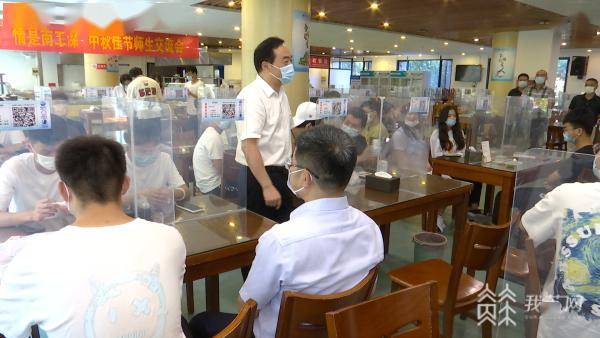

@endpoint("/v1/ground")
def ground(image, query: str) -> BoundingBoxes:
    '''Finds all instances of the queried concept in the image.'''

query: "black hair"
[352,135,368,156]
[437,105,465,151]
[296,120,320,129]
[51,91,68,101]
[56,136,126,205]
[586,78,598,86]
[563,108,596,135]
[120,74,133,85]
[253,37,285,74]
[323,90,341,98]
[295,125,357,191]
[129,67,143,78]
[185,66,198,75]
[360,98,380,115]
[517,73,529,80]
[24,114,69,145]
[348,107,368,128]
[124,118,162,145]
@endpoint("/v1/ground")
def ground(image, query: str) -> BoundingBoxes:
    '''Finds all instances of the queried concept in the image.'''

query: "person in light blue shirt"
[188,125,384,338]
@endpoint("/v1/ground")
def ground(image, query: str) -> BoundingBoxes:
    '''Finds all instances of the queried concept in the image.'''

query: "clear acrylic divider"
[493,148,599,338]
[500,96,551,160]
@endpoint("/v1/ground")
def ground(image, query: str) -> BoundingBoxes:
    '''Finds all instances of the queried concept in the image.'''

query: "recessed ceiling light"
[418,53,423,57]
[597,31,600,36]
[443,41,449,46]
[430,49,435,52]
[386,50,390,54]
[346,28,353,32]
[343,51,348,54]
[238,45,241,48]
[383,22,390,28]
[474,37,479,42]
[321,52,325,55]
[201,43,205,46]
[228,49,232,52]
[561,42,567,46]
[350,47,354,50]
[218,40,223,44]
[394,44,398,48]
[461,52,466,56]
[588,49,593,53]
[234,26,240,31]
[349,39,354,43]
[366,50,370,53]
[195,8,204,14]
[228,1,235,7]
[239,38,243,42]
[332,46,336,50]
[400,35,406,40]
[353,56,357,59]
[318,11,326,18]
[479,47,484,50]
[370,2,379,10]
[197,32,202,36]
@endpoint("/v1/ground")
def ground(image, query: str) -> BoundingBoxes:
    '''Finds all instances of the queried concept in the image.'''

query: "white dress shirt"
[193,127,224,193]
[522,182,600,338]
[239,196,384,338]
[0,218,187,338]
[235,75,292,167]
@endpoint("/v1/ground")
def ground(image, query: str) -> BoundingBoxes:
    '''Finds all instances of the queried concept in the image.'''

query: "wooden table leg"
[425,209,437,233]
[452,192,469,264]
[186,279,195,314]
[497,178,515,225]
[206,275,220,313]
[379,223,390,255]
[484,184,495,215]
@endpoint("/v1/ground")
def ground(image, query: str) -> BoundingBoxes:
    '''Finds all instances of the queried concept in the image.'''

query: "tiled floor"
[181,214,526,338]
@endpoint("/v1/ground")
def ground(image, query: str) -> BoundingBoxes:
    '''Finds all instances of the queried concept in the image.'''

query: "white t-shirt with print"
[0,218,187,338]
[126,152,185,193]
[193,127,224,193]
[0,153,71,232]
[126,76,162,100]
[522,182,600,338]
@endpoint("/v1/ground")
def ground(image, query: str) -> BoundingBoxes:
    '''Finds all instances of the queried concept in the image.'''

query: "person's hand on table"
[28,199,58,222]
[146,188,173,208]
[263,184,281,210]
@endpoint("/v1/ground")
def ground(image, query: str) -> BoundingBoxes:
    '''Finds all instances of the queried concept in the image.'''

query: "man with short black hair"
[508,73,530,96]
[189,125,384,338]
[0,136,187,337]
[114,73,132,98]
[341,107,368,137]
[235,36,295,223]
[184,66,204,99]
[569,78,600,119]
[127,67,162,100]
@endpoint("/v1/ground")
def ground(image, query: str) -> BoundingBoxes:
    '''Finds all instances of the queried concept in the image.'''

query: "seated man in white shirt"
[123,118,188,218]
[0,130,26,164]
[0,114,72,233]
[189,124,384,338]
[0,135,187,337]
[126,67,162,100]
[113,73,132,98]
[193,121,229,195]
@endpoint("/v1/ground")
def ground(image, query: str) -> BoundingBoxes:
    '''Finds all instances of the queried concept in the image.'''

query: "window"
[330,57,353,70]
[395,59,453,88]
[555,57,570,94]
[352,61,364,76]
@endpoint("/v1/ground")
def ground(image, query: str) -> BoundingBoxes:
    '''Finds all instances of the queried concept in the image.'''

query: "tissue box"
[365,174,400,193]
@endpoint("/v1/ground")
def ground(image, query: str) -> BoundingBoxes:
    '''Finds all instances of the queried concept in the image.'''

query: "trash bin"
[413,232,448,262]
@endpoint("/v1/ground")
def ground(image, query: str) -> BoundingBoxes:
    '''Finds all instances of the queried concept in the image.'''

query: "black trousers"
[187,312,238,338]
[240,165,294,224]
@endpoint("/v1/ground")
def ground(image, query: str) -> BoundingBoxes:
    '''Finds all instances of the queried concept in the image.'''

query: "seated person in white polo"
[0,114,73,233]
[193,121,231,195]
[0,136,187,337]
[188,125,384,338]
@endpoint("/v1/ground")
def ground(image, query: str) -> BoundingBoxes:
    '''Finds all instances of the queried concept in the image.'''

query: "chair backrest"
[274,266,379,338]
[326,281,439,338]
[214,299,257,338]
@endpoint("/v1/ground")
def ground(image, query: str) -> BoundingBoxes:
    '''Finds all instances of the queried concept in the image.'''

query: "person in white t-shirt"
[0,135,187,337]
[193,121,229,195]
[0,130,26,164]
[0,115,72,233]
[126,67,162,100]
[189,125,384,338]
[123,118,188,215]
[114,73,132,98]
[184,66,204,100]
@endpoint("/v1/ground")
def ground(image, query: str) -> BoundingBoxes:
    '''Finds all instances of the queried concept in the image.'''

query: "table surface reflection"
[435,152,568,174]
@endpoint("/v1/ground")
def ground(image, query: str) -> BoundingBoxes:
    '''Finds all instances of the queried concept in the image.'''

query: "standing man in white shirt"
[126,67,162,100]
[193,121,229,195]
[189,125,384,338]
[235,36,295,223]
[184,66,204,100]
[0,135,187,337]
[113,73,132,98]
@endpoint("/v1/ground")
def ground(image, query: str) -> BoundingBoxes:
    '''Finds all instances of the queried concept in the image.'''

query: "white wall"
[560,49,600,95]
[224,50,241,81]
[41,52,60,86]
[309,68,328,89]
[0,50,39,91]
[514,29,561,86]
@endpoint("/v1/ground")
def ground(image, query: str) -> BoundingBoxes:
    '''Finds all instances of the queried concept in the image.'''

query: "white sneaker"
[436,215,446,232]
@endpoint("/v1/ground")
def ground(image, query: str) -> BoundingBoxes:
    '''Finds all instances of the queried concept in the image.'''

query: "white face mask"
[341,124,360,137]
[535,76,546,85]
[518,80,528,88]
[585,86,596,94]
[287,168,307,196]
[36,153,56,171]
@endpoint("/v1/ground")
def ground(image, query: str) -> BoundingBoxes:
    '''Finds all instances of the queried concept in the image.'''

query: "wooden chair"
[326,281,440,338]
[214,299,258,338]
[388,222,509,338]
[546,125,566,150]
[274,266,379,338]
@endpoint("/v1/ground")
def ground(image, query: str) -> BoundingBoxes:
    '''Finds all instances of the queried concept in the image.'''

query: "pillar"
[241,0,310,112]
[489,32,518,99]
[84,54,118,87]
[514,29,561,87]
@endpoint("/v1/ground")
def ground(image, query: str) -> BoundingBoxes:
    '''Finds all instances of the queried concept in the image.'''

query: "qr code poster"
[0,100,51,131]
[84,87,114,100]
[476,95,492,111]
[316,98,348,119]
[201,99,243,121]
[164,87,188,100]
[409,97,431,114]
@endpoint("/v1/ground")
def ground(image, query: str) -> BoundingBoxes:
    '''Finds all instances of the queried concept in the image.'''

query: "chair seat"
[502,248,529,278]
[388,259,484,306]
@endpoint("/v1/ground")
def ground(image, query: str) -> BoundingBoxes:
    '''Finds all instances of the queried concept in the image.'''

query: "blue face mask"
[270,63,295,85]
[563,132,575,144]
[218,120,232,130]
[133,150,159,167]
[446,118,457,127]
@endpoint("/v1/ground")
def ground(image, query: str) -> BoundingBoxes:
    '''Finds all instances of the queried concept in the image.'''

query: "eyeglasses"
[285,160,320,179]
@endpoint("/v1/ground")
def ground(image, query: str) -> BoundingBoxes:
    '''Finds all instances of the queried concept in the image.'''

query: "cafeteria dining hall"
[2,0,600,337]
